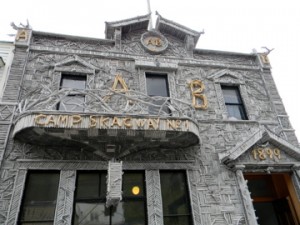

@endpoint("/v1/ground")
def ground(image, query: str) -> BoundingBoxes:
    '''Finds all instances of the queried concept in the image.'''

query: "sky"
[0,0,299,141]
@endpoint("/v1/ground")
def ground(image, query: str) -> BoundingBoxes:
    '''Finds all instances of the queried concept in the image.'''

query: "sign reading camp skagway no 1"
[33,114,191,131]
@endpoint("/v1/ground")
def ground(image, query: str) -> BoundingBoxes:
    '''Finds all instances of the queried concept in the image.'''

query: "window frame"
[145,72,171,115]
[160,170,193,225]
[221,85,248,120]
[17,170,60,225]
[57,73,87,112]
[72,170,147,225]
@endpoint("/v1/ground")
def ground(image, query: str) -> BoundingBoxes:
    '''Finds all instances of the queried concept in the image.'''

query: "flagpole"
[147,0,153,30]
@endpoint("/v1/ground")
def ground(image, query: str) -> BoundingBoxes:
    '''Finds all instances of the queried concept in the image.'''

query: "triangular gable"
[219,127,300,165]
[207,69,244,84]
[105,14,151,39]
[54,55,99,74]
[155,12,203,45]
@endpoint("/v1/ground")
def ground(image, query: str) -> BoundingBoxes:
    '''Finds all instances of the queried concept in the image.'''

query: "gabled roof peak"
[155,12,204,45]
[105,14,151,39]
[105,13,204,46]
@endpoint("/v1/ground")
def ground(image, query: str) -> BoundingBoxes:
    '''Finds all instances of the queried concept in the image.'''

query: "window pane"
[222,86,247,120]
[112,201,146,225]
[19,172,59,223]
[76,173,105,199]
[146,74,169,97]
[222,87,241,104]
[164,215,191,225]
[123,172,145,198]
[254,202,280,225]
[160,172,190,216]
[247,178,275,198]
[23,173,59,203]
[226,105,246,120]
[61,75,86,90]
[74,203,110,225]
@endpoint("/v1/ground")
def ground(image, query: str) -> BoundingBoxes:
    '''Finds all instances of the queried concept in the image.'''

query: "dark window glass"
[58,74,86,112]
[73,171,146,225]
[160,171,192,225]
[221,86,248,120]
[18,171,60,225]
[146,73,170,115]
[61,75,86,90]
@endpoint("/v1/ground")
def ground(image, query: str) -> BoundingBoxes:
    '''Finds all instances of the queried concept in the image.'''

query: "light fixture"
[132,186,140,195]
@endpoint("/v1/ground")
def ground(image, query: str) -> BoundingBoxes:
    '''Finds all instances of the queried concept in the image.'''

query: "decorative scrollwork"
[16,87,197,121]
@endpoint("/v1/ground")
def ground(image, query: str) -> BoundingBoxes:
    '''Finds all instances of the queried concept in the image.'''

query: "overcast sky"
[0,0,299,141]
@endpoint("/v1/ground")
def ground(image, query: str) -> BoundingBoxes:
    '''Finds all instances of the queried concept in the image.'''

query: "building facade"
[0,14,300,225]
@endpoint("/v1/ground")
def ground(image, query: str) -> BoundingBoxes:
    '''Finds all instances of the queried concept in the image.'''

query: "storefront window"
[73,171,146,225]
[18,171,60,225]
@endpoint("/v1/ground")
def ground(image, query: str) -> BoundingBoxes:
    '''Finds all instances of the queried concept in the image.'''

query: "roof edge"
[155,13,203,43]
[32,30,115,44]
[105,14,151,39]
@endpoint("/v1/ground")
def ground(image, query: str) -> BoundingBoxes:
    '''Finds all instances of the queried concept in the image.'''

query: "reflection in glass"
[73,171,146,225]
[74,203,110,225]
[19,172,60,225]
[221,86,248,120]
[160,171,191,225]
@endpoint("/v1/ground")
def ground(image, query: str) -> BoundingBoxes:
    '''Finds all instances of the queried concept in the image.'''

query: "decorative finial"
[261,46,274,55]
[10,19,31,30]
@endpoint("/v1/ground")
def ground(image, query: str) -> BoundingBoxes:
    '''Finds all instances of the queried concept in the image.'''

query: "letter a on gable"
[112,74,129,92]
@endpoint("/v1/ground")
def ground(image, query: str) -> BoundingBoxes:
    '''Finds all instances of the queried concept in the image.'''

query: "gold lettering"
[189,80,208,109]
[72,115,82,127]
[166,120,177,130]
[16,30,27,41]
[257,148,266,160]
[123,118,132,128]
[266,148,273,159]
[34,114,47,125]
[176,120,181,129]
[112,74,129,92]
[185,120,190,130]
[89,115,97,128]
[261,54,270,64]
[100,116,110,127]
[136,119,146,128]
[147,37,162,47]
[251,147,282,161]
[58,115,68,126]
[148,118,159,130]
[274,148,281,159]
[111,117,122,127]
[46,115,56,126]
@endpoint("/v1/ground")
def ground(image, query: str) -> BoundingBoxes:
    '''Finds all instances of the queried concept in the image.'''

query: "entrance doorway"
[244,173,300,225]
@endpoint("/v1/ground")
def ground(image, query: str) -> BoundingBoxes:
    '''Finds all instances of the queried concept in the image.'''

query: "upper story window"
[18,171,60,225]
[73,171,146,225]
[221,85,248,120]
[146,73,170,114]
[160,171,192,225]
[58,74,86,112]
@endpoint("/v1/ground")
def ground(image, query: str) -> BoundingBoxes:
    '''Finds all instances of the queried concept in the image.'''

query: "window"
[245,174,300,225]
[73,171,146,225]
[146,73,170,115]
[58,74,86,111]
[160,171,192,225]
[18,171,60,225]
[221,85,248,120]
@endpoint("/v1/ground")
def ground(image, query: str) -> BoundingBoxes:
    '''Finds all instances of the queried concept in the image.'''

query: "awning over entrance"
[13,112,200,152]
